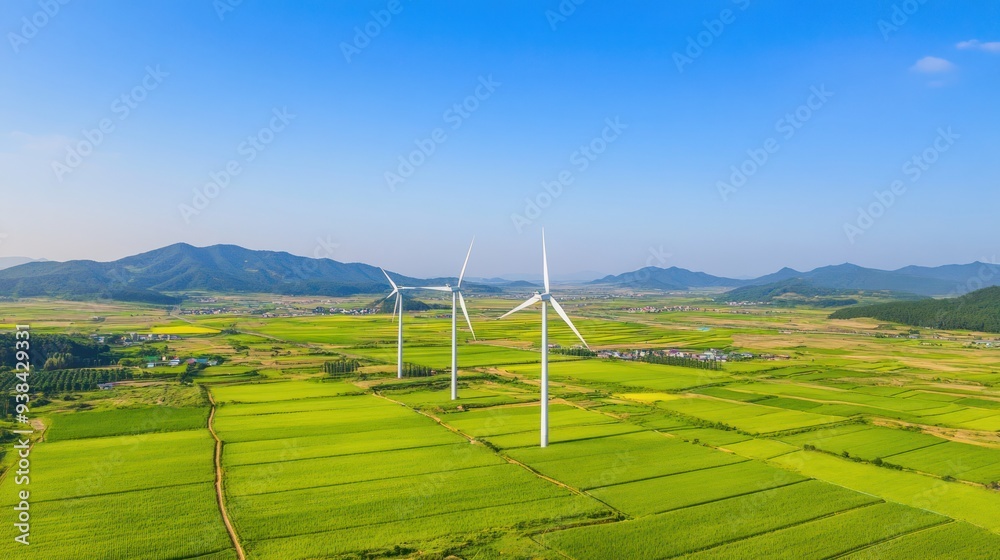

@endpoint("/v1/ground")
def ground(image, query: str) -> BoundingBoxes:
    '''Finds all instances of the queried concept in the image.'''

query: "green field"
[4,294,1000,558]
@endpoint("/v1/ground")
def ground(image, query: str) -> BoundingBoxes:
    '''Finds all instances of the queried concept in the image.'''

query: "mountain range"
[0,243,996,302]
[592,262,999,297]
[0,243,495,304]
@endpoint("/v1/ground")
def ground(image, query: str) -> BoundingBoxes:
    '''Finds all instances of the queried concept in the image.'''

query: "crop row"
[684,502,946,560]
[507,431,745,490]
[541,480,879,560]
[1,429,214,504]
[46,406,209,441]
[228,463,579,541]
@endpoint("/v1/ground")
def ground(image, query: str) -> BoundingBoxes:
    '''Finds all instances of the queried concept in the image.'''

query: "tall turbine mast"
[498,230,589,447]
[419,238,476,400]
[381,268,416,379]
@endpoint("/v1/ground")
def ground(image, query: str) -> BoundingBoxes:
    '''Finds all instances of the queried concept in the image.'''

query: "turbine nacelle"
[498,232,589,348]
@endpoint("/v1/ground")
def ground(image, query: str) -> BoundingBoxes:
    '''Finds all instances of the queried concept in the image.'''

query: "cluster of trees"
[402,363,435,377]
[0,334,115,370]
[0,368,131,393]
[831,286,1000,333]
[178,362,206,384]
[640,354,722,370]
[323,359,360,375]
[552,347,596,357]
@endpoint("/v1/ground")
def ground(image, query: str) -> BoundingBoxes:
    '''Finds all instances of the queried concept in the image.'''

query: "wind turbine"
[418,239,476,400]
[498,230,589,447]
[381,268,416,379]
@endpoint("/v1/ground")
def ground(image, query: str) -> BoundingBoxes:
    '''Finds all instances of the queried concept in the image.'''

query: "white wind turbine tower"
[419,239,477,400]
[499,230,589,447]
[381,268,417,379]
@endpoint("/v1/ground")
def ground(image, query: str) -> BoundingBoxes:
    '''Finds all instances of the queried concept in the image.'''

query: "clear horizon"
[2,1,998,278]
[1,239,997,283]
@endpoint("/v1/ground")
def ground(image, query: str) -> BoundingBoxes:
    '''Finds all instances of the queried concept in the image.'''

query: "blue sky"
[1,0,997,279]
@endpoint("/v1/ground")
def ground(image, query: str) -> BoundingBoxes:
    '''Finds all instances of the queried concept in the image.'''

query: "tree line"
[0,334,115,370]
[830,286,1000,333]
[323,358,361,375]
[0,368,132,393]
[402,363,434,377]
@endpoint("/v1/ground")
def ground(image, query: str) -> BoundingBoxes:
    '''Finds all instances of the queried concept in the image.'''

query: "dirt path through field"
[372,392,628,519]
[206,390,246,560]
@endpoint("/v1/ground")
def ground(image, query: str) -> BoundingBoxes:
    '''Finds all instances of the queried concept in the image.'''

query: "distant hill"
[594,262,995,296]
[830,286,1000,333]
[371,297,449,313]
[504,280,542,289]
[892,262,1000,285]
[717,279,859,306]
[0,243,497,304]
[591,267,741,290]
[748,267,804,286]
[0,257,43,271]
[785,264,955,296]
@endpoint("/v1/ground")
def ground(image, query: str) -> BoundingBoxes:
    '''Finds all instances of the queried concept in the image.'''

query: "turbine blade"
[542,230,550,293]
[498,294,541,320]
[392,293,401,323]
[549,297,589,349]
[418,286,452,292]
[458,291,476,340]
[381,268,398,291]
[458,238,474,287]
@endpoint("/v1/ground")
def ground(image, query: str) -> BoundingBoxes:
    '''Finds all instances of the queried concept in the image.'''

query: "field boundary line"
[659,500,884,560]
[372,392,477,439]
[205,388,247,560]
[585,459,755,491]
[826,518,954,560]
[244,494,595,545]
[373,393,630,522]
[643,479,810,517]
[876,440,948,459]
[19,480,207,506]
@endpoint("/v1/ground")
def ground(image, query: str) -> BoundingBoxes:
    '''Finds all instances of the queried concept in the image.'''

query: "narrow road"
[206,389,246,560]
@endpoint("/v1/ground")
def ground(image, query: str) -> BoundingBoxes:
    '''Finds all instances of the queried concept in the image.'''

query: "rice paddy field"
[3,292,1000,558]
